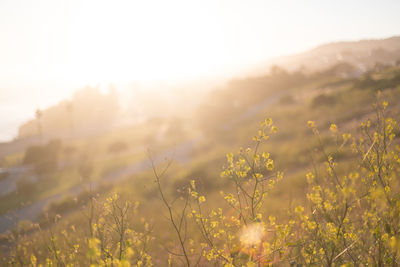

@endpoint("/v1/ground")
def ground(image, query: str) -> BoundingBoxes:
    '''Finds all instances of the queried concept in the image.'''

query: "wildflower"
[198,195,206,204]
[329,123,337,133]
[266,159,274,170]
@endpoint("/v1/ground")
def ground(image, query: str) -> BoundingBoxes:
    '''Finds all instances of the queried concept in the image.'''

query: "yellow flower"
[342,133,351,142]
[30,254,37,267]
[266,159,274,170]
[329,123,337,133]
[198,196,206,204]
[295,206,304,214]
[306,172,315,184]
[264,118,273,126]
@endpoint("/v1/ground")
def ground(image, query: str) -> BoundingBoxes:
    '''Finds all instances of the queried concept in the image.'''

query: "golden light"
[62,0,233,85]
[239,223,265,247]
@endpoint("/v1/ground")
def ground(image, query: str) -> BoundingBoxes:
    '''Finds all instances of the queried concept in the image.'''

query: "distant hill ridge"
[313,36,400,53]
[257,36,400,74]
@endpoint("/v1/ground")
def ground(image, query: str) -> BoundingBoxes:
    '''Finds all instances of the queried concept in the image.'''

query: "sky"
[0,0,400,141]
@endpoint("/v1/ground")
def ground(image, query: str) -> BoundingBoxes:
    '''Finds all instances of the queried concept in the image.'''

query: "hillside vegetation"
[1,62,400,266]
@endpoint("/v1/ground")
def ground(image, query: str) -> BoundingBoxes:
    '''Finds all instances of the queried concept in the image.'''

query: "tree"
[35,109,43,143]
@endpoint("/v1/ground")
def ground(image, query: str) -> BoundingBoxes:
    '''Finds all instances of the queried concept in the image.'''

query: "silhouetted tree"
[35,109,43,143]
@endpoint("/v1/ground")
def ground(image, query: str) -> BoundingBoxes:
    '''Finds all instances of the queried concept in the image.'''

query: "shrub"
[311,93,336,108]
[23,139,62,175]
[287,97,400,266]
[6,195,152,266]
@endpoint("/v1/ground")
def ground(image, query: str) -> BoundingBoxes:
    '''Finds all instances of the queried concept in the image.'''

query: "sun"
[62,0,232,85]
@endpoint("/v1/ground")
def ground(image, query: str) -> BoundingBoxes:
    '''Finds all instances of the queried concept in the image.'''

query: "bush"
[23,139,62,175]
[311,93,336,108]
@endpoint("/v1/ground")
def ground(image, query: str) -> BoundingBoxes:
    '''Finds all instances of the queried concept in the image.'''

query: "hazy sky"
[0,0,400,141]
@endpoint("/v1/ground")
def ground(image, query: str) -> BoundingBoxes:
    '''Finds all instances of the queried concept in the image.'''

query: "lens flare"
[239,223,265,247]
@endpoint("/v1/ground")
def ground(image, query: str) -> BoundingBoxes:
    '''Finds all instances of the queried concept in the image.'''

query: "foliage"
[289,95,400,265]
[355,70,400,90]
[2,95,399,266]
[23,139,62,175]
[5,194,152,266]
[311,93,336,108]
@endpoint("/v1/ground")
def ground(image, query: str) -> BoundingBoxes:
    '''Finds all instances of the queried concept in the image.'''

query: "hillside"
[1,56,400,265]
[254,36,400,76]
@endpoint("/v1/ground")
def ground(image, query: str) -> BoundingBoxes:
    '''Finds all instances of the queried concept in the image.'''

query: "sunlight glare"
[240,223,265,247]
[64,0,231,84]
